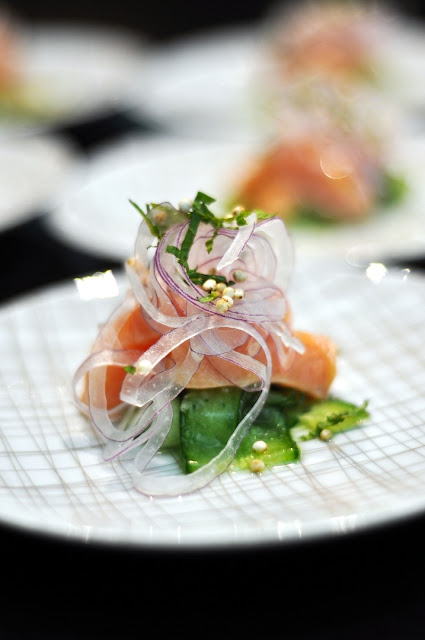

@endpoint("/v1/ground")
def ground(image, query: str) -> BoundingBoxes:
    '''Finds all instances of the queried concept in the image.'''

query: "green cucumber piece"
[290,398,370,442]
[229,418,300,471]
[170,386,370,475]
[180,387,243,473]
[160,397,182,449]
[179,386,302,473]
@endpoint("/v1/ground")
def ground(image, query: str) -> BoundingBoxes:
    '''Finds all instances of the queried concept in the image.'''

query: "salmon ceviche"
[73,192,368,495]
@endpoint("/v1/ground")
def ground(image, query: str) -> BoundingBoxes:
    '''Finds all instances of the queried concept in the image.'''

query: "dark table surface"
[1,109,425,640]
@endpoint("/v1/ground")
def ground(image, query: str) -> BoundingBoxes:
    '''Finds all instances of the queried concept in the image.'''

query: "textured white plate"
[45,133,425,263]
[1,262,425,548]
[0,135,79,230]
[0,24,143,139]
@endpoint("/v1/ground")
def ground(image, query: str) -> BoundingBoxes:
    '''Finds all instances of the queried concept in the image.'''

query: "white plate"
[0,135,79,231]
[127,25,273,143]
[374,18,425,111]
[0,23,144,139]
[128,21,425,142]
[45,134,259,260]
[1,262,425,548]
[45,133,425,263]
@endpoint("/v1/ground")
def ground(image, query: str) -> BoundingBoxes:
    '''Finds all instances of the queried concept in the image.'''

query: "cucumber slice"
[229,417,300,471]
[161,397,182,449]
[180,387,243,473]
[169,386,370,475]
[290,398,370,442]
[179,386,301,473]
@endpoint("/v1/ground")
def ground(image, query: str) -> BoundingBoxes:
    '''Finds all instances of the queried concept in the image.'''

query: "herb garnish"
[129,200,161,239]
[198,291,220,303]
[164,192,229,287]
[130,191,275,297]
[124,365,137,375]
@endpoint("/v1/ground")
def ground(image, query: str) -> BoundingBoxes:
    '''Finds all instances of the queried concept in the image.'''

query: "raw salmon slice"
[94,302,336,409]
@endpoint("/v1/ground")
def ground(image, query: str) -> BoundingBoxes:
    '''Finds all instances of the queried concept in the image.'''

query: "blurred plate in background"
[0,23,144,139]
[45,134,257,260]
[127,19,425,143]
[0,134,79,231]
[371,17,425,113]
[45,133,425,264]
[127,25,273,143]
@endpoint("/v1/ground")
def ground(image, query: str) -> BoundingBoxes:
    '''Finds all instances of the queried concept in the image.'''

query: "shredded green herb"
[124,365,137,375]
[129,191,274,294]
[165,192,271,288]
[198,291,220,303]
[129,199,161,239]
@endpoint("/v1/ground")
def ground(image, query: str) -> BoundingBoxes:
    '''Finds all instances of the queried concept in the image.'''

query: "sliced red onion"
[155,243,288,324]
[190,327,248,356]
[103,348,203,460]
[216,212,256,271]
[126,259,192,329]
[263,320,306,354]
[132,321,271,496]
[73,347,142,416]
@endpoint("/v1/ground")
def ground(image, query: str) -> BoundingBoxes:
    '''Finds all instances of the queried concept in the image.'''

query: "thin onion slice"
[216,212,257,271]
[133,326,271,496]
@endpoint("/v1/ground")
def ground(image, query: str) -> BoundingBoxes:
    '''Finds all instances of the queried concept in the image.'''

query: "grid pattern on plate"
[0,267,425,546]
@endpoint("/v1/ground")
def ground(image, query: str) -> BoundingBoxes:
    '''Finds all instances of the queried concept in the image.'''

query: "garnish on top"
[131,191,273,293]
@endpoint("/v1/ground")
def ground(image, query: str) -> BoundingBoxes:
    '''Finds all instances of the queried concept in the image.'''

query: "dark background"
[1,1,425,639]
[8,0,425,42]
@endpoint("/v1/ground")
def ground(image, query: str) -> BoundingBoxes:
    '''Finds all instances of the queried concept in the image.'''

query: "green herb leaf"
[129,199,161,238]
[198,291,220,303]
[236,213,248,226]
[165,192,233,291]
[194,191,216,206]
[124,365,137,375]
[187,270,229,286]
[179,210,202,262]
[131,191,266,301]
[205,229,218,254]
[165,245,183,261]
[253,209,276,221]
